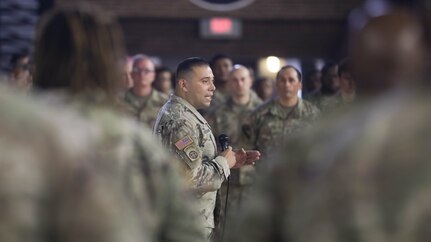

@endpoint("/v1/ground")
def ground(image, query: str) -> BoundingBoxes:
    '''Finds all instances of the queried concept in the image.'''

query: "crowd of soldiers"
[2,1,431,242]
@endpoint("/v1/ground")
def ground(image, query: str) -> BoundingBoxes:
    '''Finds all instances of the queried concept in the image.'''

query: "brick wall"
[55,0,363,63]
[120,18,345,58]
[0,0,38,72]
[58,0,362,20]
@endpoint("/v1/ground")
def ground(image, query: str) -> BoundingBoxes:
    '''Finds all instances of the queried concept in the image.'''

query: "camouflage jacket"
[309,91,342,112]
[153,94,231,229]
[244,98,320,156]
[39,91,205,242]
[213,88,229,104]
[229,89,431,242]
[123,88,168,128]
[0,87,150,242]
[206,92,262,185]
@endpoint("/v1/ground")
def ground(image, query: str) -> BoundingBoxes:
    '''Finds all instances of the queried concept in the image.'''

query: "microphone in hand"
[218,134,230,151]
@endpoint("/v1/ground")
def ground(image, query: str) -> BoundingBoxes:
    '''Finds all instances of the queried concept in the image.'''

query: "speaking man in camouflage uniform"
[244,65,320,159]
[33,4,204,242]
[205,65,262,231]
[123,54,168,128]
[153,57,260,240]
[228,9,429,242]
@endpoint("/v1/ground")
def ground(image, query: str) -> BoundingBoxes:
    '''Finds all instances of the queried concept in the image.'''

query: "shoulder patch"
[184,146,200,161]
[175,135,194,150]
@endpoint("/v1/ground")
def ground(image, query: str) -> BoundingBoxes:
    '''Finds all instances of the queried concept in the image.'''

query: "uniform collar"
[170,94,207,124]
[269,98,304,119]
[227,91,261,110]
[125,88,155,105]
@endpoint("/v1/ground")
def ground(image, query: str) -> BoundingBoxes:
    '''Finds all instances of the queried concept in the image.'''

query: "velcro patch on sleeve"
[175,135,193,150]
[184,146,200,162]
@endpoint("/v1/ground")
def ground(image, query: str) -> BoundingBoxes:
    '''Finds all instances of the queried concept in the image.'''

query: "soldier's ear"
[178,79,188,92]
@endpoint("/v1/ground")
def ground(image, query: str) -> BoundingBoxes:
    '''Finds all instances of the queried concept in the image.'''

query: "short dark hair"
[10,51,30,69]
[321,61,338,76]
[209,54,232,69]
[156,66,172,76]
[176,57,209,82]
[276,65,302,82]
[338,58,351,76]
[155,66,175,88]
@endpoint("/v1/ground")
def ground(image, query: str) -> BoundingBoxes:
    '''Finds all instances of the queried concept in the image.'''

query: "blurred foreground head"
[34,3,125,98]
[352,10,426,95]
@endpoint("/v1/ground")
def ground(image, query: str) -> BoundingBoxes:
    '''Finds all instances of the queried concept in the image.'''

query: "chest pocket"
[283,119,303,135]
[260,119,283,140]
[197,123,216,161]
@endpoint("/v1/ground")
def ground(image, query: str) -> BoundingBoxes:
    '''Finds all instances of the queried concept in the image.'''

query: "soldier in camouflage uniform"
[205,65,262,233]
[123,54,168,128]
[6,51,32,92]
[228,10,429,242]
[307,62,341,112]
[337,58,356,104]
[33,4,204,242]
[201,54,234,114]
[154,57,260,240]
[206,65,263,151]
[244,65,320,160]
[229,89,431,242]
[0,85,150,242]
[309,59,356,113]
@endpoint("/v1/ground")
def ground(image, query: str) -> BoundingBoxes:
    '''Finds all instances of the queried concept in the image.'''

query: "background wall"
[1,0,365,73]
[56,0,363,64]
[0,0,38,71]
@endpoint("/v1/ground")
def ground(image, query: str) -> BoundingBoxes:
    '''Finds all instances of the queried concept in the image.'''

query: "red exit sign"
[200,17,242,39]
[210,17,233,34]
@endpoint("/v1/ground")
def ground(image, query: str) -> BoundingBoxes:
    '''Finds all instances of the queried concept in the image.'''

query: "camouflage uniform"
[229,89,431,242]
[199,89,229,116]
[205,92,262,232]
[244,98,320,158]
[206,91,262,151]
[211,89,229,109]
[153,94,231,239]
[123,88,168,128]
[40,91,205,242]
[308,91,342,112]
[0,86,149,242]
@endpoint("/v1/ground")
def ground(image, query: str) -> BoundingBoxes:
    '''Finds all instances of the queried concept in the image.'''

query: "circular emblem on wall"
[190,0,255,12]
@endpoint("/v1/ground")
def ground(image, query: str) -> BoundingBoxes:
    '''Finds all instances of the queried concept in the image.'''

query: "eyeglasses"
[132,68,154,75]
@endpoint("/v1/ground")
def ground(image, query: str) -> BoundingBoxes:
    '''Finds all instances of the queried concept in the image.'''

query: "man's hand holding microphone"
[218,134,260,169]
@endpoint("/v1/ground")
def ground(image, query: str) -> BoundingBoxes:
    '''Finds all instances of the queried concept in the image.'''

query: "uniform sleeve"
[133,128,206,242]
[158,118,229,193]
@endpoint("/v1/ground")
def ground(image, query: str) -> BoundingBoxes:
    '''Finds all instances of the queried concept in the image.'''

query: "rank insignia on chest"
[175,135,194,150]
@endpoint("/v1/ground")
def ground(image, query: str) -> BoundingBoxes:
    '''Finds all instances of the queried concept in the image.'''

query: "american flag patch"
[175,136,193,150]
